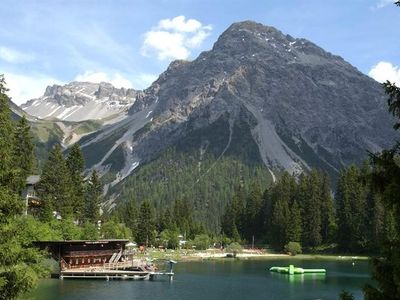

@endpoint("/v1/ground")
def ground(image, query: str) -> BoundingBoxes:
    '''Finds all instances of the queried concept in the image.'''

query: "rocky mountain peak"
[22,81,139,122]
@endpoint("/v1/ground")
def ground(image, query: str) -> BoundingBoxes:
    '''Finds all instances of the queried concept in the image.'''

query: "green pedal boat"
[269,265,326,275]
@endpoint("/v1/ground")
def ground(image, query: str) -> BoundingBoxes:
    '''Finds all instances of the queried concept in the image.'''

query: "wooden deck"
[59,259,175,281]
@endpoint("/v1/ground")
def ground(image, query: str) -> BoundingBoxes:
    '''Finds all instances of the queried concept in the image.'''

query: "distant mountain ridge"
[22,81,142,122]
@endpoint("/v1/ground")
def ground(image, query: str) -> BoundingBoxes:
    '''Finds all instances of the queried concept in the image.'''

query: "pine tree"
[136,200,156,246]
[37,144,73,219]
[66,144,85,219]
[0,75,47,299]
[268,173,294,249]
[13,116,35,188]
[243,183,263,242]
[0,75,18,191]
[118,200,138,235]
[364,76,400,298]
[287,200,302,242]
[85,170,102,224]
[336,165,368,252]
[301,171,322,247]
[319,172,336,243]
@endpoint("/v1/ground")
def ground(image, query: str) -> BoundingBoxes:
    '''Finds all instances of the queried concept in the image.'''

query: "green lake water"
[27,258,370,300]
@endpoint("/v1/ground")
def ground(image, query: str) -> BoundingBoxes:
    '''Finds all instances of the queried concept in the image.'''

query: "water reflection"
[270,272,326,284]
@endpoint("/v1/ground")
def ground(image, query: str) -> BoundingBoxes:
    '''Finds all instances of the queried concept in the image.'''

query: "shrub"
[284,241,302,256]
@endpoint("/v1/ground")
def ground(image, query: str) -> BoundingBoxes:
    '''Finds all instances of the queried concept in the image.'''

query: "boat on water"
[269,264,326,275]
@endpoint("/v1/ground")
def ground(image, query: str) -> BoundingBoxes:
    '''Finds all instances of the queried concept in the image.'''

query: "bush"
[284,242,302,256]
[191,234,210,250]
[101,220,132,239]
[226,242,243,258]
[159,229,179,249]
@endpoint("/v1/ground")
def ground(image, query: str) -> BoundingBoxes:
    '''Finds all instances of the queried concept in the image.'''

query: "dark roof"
[26,175,40,185]
[34,239,129,246]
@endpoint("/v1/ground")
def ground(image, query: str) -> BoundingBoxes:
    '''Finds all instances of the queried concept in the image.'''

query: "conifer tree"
[319,172,336,243]
[136,200,156,246]
[66,144,85,219]
[268,173,294,249]
[85,170,102,224]
[37,144,73,219]
[287,200,302,242]
[118,200,138,235]
[364,71,400,298]
[300,171,322,247]
[0,75,47,299]
[336,165,368,252]
[13,116,35,187]
[243,183,263,242]
[0,75,18,191]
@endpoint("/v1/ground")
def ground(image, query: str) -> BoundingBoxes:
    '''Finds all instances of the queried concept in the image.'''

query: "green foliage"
[13,116,35,190]
[299,171,322,247]
[226,242,243,255]
[101,220,132,239]
[336,165,369,252]
[284,242,302,256]
[84,170,102,223]
[191,234,211,250]
[66,143,85,218]
[136,201,156,246]
[109,112,272,232]
[0,76,49,299]
[37,144,73,219]
[51,218,82,240]
[364,79,400,299]
[287,200,302,242]
[159,229,180,249]
[81,222,100,240]
[114,200,138,236]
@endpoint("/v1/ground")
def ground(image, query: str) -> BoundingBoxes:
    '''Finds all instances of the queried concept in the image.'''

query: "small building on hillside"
[21,175,41,215]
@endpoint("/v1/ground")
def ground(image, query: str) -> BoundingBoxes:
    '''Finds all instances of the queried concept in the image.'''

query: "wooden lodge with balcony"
[34,239,175,280]
[34,239,129,270]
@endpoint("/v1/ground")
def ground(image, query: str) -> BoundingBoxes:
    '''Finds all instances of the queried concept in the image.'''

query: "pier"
[34,239,175,281]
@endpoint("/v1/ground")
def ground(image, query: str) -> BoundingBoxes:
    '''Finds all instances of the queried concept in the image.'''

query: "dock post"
[168,260,177,282]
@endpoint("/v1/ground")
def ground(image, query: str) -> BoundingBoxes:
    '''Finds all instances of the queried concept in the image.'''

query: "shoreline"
[145,249,370,263]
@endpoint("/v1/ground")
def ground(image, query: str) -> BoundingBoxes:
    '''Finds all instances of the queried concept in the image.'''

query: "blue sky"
[1,0,399,104]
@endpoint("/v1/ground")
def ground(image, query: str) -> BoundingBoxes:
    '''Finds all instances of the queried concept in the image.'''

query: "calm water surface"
[27,258,370,300]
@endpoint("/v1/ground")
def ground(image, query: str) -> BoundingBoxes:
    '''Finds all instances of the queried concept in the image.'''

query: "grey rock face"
[122,21,397,175]
[77,21,399,187]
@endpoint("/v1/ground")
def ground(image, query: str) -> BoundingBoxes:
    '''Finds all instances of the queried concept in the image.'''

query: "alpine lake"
[26,257,370,300]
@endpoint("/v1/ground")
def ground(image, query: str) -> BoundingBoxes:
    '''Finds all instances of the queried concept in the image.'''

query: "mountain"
[21,81,140,122]
[33,21,400,229]
[9,96,104,166]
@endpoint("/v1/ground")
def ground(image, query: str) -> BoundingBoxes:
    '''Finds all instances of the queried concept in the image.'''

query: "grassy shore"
[140,249,369,263]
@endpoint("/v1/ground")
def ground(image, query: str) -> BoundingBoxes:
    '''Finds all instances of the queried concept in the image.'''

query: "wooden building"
[34,239,128,270]
[34,239,175,280]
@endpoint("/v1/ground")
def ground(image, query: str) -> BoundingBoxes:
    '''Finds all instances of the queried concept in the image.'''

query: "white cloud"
[141,16,212,61]
[3,72,62,105]
[369,61,400,85]
[159,16,202,33]
[74,71,133,89]
[0,46,34,64]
